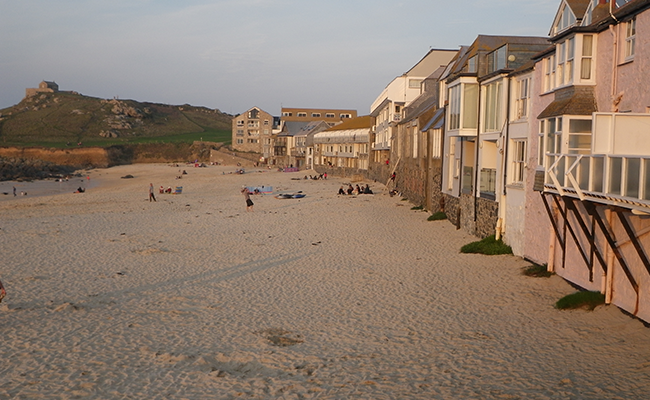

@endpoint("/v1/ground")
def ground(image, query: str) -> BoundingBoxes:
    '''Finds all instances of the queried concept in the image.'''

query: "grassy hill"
[0,92,233,147]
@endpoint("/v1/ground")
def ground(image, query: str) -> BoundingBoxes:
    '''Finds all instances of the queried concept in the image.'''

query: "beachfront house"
[391,65,449,210]
[440,35,548,237]
[369,49,457,182]
[534,0,650,322]
[231,107,275,161]
[313,116,373,171]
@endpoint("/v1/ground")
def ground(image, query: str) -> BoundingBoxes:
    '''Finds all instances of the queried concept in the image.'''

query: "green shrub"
[411,205,424,210]
[460,235,513,255]
[428,212,447,221]
[555,291,605,310]
[522,264,553,278]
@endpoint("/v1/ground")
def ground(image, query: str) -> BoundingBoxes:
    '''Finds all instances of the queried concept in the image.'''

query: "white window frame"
[624,18,636,61]
[511,139,527,185]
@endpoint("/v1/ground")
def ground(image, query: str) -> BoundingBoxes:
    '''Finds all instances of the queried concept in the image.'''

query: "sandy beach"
[1,163,650,399]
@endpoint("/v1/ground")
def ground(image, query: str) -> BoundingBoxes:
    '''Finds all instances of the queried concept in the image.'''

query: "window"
[247,139,258,144]
[544,55,556,92]
[568,119,592,154]
[516,78,530,119]
[236,129,244,136]
[566,37,575,85]
[248,121,259,128]
[581,35,593,80]
[248,130,259,136]
[484,81,502,132]
[311,113,321,117]
[487,46,507,73]
[412,128,418,158]
[448,85,461,130]
[557,39,574,86]
[297,112,307,117]
[282,112,292,117]
[554,4,576,34]
[340,113,352,119]
[248,109,259,119]
[409,79,422,89]
[625,18,636,60]
[264,120,269,125]
[237,120,244,127]
[512,140,526,184]
[236,139,243,144]
[468,56,477,73]
[432,130,442,159]
[448,83,478,130]
[325,113,335,118]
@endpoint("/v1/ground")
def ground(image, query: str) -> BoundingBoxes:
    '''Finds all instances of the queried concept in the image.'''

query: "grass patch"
[460,235,513,255]
[555,291,605,310]
[522,263,553,277]
[411,205,424,211]
[428,212,447,221]
[401,198,408,201]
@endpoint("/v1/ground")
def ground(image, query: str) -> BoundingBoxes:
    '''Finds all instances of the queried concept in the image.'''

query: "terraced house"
[532,0,650,322]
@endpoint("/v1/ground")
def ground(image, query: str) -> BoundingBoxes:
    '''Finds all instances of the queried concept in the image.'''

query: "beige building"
[25,80,59,98]
[280,107,357,127]
[231,107,275,159]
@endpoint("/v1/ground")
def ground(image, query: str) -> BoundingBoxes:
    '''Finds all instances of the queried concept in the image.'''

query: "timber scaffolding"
[541,191,650,319]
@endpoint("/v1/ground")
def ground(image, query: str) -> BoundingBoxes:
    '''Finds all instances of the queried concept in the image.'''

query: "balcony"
[545,113,650,211]
[546,154,650,210]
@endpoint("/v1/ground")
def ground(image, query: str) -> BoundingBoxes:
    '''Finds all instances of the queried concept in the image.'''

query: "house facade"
[440,36,549,237]
[369,49,457,175]
[231,107,275,159]
[313,116,372,171]
[535,0,650,322]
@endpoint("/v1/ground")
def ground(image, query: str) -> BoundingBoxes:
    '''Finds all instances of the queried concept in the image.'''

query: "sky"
[0,0,559,116]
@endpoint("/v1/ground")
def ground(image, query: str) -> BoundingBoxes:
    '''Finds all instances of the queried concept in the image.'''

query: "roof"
[422,108,446,131]
[313,128,370,144]
[538,86,597,119]
[323,115,373,131]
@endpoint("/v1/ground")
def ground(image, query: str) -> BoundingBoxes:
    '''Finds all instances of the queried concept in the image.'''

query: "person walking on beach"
[149,183,157,202]
[13,186,16,197]
[241,187,254,211]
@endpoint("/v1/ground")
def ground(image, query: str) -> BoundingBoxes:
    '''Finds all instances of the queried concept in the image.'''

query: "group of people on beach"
[338,184,373,195]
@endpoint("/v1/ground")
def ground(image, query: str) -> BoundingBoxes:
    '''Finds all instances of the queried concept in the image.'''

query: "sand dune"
[1,163,650,399]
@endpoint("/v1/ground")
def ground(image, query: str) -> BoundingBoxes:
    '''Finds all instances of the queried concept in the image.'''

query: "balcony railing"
[545,153,650,209]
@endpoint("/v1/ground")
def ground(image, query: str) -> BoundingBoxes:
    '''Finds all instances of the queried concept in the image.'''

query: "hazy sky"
[1,0,559,116]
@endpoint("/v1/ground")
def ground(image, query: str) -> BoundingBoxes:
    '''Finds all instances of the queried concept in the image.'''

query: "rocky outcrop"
[0,157,77,181]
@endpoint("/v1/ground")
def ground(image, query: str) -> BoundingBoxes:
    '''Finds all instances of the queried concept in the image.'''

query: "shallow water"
[0,176,98,201]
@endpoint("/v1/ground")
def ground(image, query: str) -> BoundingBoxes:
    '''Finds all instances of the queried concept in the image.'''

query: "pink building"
[534,0,650,322]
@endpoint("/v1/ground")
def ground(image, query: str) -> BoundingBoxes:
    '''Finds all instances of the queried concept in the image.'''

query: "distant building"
[280,107,357,128]
[231,107,276,160]
[25,81,59,98]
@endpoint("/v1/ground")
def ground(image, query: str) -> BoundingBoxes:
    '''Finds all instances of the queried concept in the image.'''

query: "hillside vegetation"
[0,92,233,147]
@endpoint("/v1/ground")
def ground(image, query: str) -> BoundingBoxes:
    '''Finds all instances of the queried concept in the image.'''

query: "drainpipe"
[604,208,615,304]
[548,201,557,273]
[609,24,619,111]
[474,84,482,225]
[496,76,512,240]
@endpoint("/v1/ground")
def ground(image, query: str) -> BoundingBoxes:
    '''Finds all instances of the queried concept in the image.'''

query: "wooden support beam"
[564,197,608,280]
[615,209,650,277]
[553,196,593,280]
[584,202,639,293]
[541,193,565,251]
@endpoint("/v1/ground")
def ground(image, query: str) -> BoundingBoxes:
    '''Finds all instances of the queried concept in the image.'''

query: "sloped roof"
[422,108,446,131]
[323,115,373,131]
[538,86,597,118]
[278,121,311,137]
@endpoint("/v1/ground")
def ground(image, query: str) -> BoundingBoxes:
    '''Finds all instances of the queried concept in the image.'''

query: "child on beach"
[149,183,156,202]
[0,279,6,303]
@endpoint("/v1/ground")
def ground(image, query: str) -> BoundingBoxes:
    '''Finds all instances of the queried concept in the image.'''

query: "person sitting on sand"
[355,184,362,195]
[0,279,6,303]
[338,186,345,195]
[364,184,373,194]
[347,184,354,195]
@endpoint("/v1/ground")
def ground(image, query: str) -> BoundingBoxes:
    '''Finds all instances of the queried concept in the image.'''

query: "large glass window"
[449,83,478,131]
[448,85,461,130]
[484,81,502,132]
[487,46,507,73]
[568,119,592,154]
[463,84,478,129]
